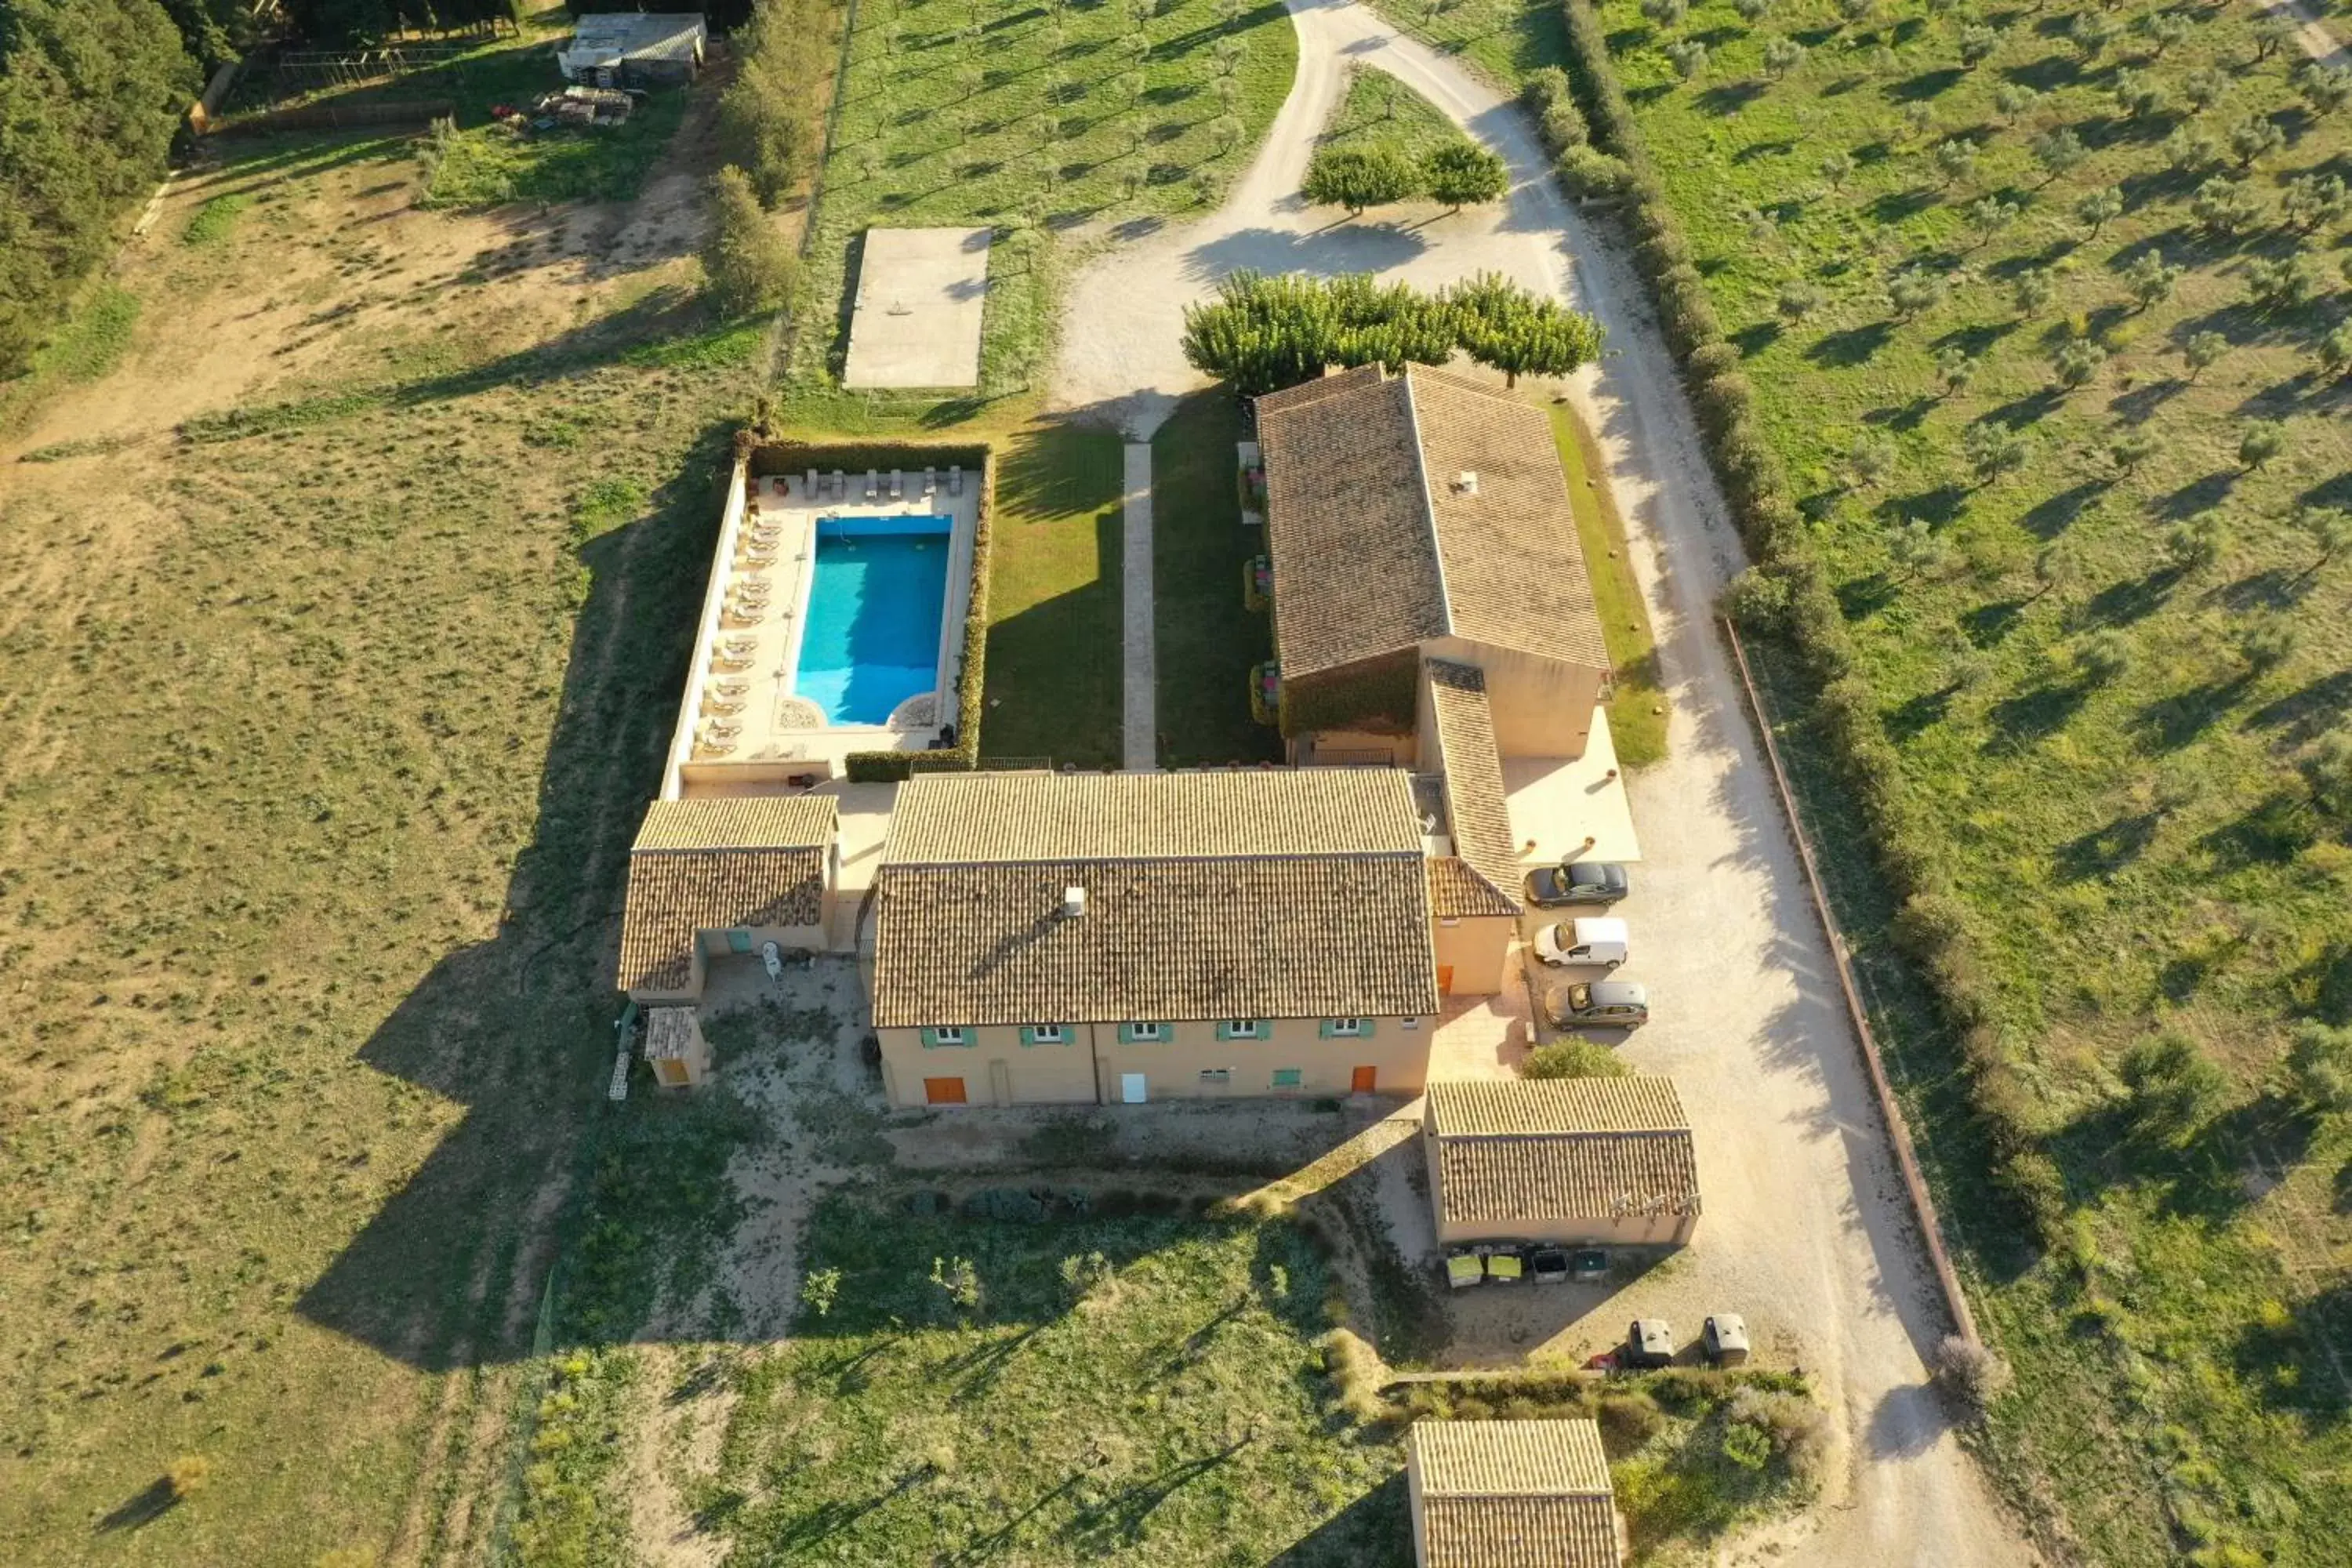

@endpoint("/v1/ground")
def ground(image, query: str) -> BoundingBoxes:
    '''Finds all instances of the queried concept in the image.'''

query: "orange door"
[924,1076,968,1105]
[1437,965,1454,995]
[1350,1065,1377,1094]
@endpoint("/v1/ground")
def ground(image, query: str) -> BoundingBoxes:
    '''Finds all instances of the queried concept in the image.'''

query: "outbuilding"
[556,13,707,89]
[1423,1077,1700,1249]
[1406,1418,1624,1568]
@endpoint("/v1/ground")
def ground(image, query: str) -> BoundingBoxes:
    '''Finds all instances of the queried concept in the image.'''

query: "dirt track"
[1051,2,2038,1561]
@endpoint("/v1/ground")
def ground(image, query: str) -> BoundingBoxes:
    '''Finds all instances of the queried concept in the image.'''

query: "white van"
[1534,916,1629,969]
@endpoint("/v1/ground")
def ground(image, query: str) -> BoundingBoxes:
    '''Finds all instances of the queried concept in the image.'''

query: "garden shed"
[1406,1418,1624,1568]
[1423,1077,1700,1248]
[556,13,707,88]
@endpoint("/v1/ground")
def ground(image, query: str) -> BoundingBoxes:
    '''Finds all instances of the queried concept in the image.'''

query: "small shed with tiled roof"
[617,796,839,1004]
[868,769,1443,1109]
[1406,1419,1624,1568]
[1254,365,1612,761]
[1424,1077,1700,1248]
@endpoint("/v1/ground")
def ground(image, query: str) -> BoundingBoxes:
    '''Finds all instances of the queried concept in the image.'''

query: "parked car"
[1524,859,1630,908]
[1702,1314,1751,1367]
[1543,978,1650,1029]
[1528,1246,1571,1284]
[1534,916,1628,969]
[1627,1319,1675,1369]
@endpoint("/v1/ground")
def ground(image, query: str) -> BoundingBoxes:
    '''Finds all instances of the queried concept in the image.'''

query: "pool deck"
[664,465,981,796]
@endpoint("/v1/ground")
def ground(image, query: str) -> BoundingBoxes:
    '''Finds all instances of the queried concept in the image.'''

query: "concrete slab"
[1501,710,1642,868]
[842,227,993,390]
[1122,442,1156,772]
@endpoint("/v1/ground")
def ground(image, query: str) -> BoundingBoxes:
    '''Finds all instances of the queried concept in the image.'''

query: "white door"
[1120,1073,1148,1105]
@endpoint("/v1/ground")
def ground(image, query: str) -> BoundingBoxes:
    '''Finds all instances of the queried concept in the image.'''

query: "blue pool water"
[793,514,953,725]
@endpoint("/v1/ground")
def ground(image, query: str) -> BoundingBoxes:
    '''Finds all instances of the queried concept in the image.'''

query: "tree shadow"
[2132,672,2254,753]
[95,1479,181,1534]
[2198,792,2320,871]
[1863,394,1936,431]
[1695,81,1770,116]
[1735,136,1797,162]
[2234,1275,2352,1424]
[1880,483,1969,527]
[1962,597,2029,647]
[1732,320,1781,357]
[2083,564,2183,626]
[2244,669,2352,747]
[1265,1472,1410,1565]
[1866,187,1940,224]
[2018,479,2106,539]
[1838,571,1900,621]
[1884,683,1955,742]
[1888,67,1966,103]
[2107,376,2188,424]
[1984,679,2093,747]
[1806,322,1895,371]
[2053,809,2163,882]
[1978,385,2066,430]
[1063,1430,1262,1549]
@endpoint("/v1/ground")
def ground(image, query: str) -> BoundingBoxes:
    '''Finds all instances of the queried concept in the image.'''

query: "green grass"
[420,88,691,209]
[33,283,140,386]
[0,129,765,1563]
[1584,2,2352,1563]
[182,193,252,246]
[1320,63,1484,163]
[790,0,1301,396]
[1552,402,1668,767]
[1154,391,1282,767]
[980,420,1127,768]
[700,1195,1404,1565]
[1367,0,1572,85]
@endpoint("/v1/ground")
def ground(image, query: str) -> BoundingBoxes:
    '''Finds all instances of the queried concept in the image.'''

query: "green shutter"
[1020,1025,1063,1047]
[1217,1020,1261,1042]
[727,928,753,953]
[1317,1019,1335,1040]
[1272,1068,1303,1089]
[1119,1022,1167,1044]
[921,1027,969,1049]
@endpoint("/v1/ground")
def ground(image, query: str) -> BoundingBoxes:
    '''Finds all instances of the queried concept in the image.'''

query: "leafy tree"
[2118,1030,2225,1143]
[2122,251,2181,310]
[2111,68,2168,122]
[1665,38,1708,80]
[2068,9,2117,60]
[2074,185,2124,237]
[1423,143,1508,212]
[2237,420,2285,470]
[2280,173,2351,234]
[1522,1037,1629,1079]
[1450,271,1604,387]
[1302,146,1417,215]
[719,0,826,207]
[2161,514,2229,574]
[2285,1023,2352,1116]
[1889,517,1954,578]
[1777,278,1824,319]
[1965,420,2029,484]
[2190,176,2262,237]
[1640,0,1689,27]
[2243,256,2316,312]
[1764,36,1806,77]
[2181,67,2227,114]
[2181,329,2228,380]
[701,166,798,317]
[2297,505,2352,570]
[1936,346,1980,396]
[0,0,201,376]
[1934,137,1980,187]
[2298,64,2352,117]
[1849,432,1897,488]
[1958,24,1997,68]
[1994,83,2041,123]
[2107,427,2157,474]
[1820,149,1857,187]
[2228,114,2285,169]
[2012,267,2055,317]
[1887,267,1947,318]
[2030,127,2086,187]
[2053,337,2106,388]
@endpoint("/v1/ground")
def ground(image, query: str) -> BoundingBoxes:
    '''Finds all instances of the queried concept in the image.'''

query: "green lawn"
[1551,402,1668,767]
[789,0,1301,397]
[1154,391,1282,767]
[982,421,1127,768]
[701,1196,1406,1565]
[1580,2,2352,1563]
[1320,63,1483,164]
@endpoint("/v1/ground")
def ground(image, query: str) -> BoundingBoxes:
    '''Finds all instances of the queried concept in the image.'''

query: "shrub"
[1664,39,1708,80]
[2072,628,2133,684]
[1541,99,1591,154]
[1424,143,1509,212]
[1523,65,1573,114]
[1320,1327,1385,1423]
[2284,1022,2352,1116]
[1933,1335,2013,1418]
[1727,1386,1831,1480]
[702,166,797,318]
[1596,1389,1666,1447]
[2118,1029,2225,1143]
[2307,728,2352,818]
[1522,1036,1631,1079]
[1557,145,1635,197]
[2237,420,2285,470]
[1763,36,1805,76]
[1721,1420,1773,1469]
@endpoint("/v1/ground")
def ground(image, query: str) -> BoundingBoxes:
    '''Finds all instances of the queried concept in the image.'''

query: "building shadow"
[293,425,732,1369]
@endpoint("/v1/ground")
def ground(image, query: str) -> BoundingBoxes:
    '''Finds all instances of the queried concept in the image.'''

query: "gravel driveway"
[1050,2,2041,1562]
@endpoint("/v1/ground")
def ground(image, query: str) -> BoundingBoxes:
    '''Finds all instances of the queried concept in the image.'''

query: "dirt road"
[1051,3,2038,1562]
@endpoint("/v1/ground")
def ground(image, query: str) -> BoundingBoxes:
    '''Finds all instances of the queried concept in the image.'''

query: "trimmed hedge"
[1554,0,2056,1247]
[739,434,994,784]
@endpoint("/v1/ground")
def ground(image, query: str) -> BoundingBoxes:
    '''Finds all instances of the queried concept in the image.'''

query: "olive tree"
[2029,127,2085,187]
[2118,1030,2225,1144]
[2181,329,2228,381]
[1764,35,1806,77]
[2123,251,2181,310]
[2238,420,2285,470]
[2053,337,2107,388]
[1964,421,2029,485]
[2074,185,2124,237]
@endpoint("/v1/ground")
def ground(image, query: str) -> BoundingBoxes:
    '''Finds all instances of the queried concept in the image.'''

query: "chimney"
[1060,885,1087,919]
[1454,470,1479,495]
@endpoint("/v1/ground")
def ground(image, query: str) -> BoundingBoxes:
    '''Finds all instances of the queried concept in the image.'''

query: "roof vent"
[1454,470,1479,495]
[1060,885,1087,919]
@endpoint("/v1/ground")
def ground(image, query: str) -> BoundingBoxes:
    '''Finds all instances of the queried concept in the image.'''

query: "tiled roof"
[616,797,836,993]
[1256,365,1610,680]
[1427,1079,1699,1226]
[1411,1421,1621,1568]
[871,770,1439,1027]
[1428,857,1519,919]
[644,1006,698,1062]
[1425,662,1522,915]
[633,797,838,851]
[880,768,1423,865]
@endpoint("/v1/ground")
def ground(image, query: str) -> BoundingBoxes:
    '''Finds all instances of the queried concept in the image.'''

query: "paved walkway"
[1121,441,1156,771]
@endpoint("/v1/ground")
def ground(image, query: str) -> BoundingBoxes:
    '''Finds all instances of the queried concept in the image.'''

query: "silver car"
[1543,978,1650,1029]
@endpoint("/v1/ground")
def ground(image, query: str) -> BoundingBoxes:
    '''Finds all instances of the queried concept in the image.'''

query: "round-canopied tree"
[1302,145,1418,215]
[1422,143,1508,212]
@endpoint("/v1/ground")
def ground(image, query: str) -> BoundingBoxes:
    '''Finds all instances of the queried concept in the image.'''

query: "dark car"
[1523,860,1630,908]
[1542,979,1650,1029]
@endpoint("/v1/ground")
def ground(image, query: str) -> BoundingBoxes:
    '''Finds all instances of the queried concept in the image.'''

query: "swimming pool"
[792,514,953,726]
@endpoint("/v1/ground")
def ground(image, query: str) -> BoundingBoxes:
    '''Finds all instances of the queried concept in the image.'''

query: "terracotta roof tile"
[872,771,1439,1027]
[616,797,837,993]
[1428,857,1519,919]
[1425,662,1522,914]
[1427,1079,1699,1227]
[1412,1420,1621,1568]
[633,796,837,851]
[1256,365,1610,679]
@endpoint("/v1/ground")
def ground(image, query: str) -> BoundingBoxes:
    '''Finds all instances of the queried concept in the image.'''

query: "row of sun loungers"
[768,466,964,503]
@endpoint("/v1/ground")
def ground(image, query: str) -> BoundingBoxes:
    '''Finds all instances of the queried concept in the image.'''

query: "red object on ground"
[1584,1352,1618,1372]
